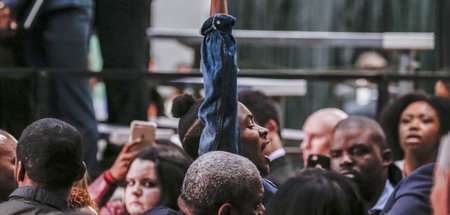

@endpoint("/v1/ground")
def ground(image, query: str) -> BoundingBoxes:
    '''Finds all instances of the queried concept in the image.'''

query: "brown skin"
[261,119,282,156]
[238,103,270,177]
[398,101,440,175]
[0,131,17,201]
[330,127,391,208]
[109,139,142,180]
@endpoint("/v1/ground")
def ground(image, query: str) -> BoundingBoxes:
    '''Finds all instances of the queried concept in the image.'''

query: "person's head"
[379,93,450,162]
[124,144,193,215]
[0,129,17,201]
[239,90,282,156]
[179,151,264,215]
[172,94,204,160]
[172,94,270,176]
[265,168,366,215]
[301,108,348,166]
[330,116,391,206]
[16,118,85,190]
[435,80,450,97]
[431,132,450,215]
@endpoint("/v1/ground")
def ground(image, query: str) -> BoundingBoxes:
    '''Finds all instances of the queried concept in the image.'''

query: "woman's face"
[398,101,440,155]
[124,159,161,215]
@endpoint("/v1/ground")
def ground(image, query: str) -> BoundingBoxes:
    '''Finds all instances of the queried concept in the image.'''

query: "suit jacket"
[380,163,434,215]
[266,155,295,187]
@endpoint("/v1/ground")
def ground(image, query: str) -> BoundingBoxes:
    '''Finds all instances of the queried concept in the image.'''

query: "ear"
[16,161,25,182]
[218,203,238,215]
[381,148,392,168]
[264,119,279,134]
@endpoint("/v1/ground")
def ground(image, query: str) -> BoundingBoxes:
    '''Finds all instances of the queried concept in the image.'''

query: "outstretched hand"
[109,139,141,181]
[210,0,228,16]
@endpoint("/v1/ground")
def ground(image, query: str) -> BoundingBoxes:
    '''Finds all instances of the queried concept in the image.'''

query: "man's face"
[330,127,388,194]
[238,103,270,177]
[0,135,17,201]
[301,119,333,165]
[237,181,265,215]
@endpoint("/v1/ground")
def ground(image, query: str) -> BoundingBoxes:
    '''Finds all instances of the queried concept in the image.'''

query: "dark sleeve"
[381,194,431,215]
[381,164,434,215]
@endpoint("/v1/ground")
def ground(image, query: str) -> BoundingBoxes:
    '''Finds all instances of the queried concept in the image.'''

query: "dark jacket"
[0,186,70,215]
[380,163,435,215]
[266,155,295,187]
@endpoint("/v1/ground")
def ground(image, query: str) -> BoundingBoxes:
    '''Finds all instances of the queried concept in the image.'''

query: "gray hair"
[181,151,262,214]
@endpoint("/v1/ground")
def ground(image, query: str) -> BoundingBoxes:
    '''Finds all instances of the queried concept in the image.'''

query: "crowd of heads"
[0,88,448,215]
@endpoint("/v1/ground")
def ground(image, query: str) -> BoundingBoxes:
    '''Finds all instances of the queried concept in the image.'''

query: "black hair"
[379,92,450,160]
[17,118,85,189]
[238,90,282,139]
[265,169,367,215]
[171,94,204,159]
[131,144,193,210]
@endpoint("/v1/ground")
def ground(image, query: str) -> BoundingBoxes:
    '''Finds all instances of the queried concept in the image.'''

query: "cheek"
[141,188,161,209]
[330,159,341,171]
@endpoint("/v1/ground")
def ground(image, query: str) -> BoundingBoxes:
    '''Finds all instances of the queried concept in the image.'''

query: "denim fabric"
[198,14,239,156]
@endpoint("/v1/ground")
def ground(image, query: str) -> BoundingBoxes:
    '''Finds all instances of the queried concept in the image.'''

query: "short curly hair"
[180,151,261,215]
[379,92,450,160]
[17,118,85,189]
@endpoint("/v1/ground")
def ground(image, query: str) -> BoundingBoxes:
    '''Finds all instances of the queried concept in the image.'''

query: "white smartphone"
[129,120,157,151]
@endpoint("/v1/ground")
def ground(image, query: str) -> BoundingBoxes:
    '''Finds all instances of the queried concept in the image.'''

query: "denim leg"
[198,14,240,156]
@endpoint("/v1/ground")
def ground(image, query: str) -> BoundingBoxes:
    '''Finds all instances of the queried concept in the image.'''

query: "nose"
[340,152,354,168]
[130,184,142,196]
[408,118,420,130]
[258,125,268,139]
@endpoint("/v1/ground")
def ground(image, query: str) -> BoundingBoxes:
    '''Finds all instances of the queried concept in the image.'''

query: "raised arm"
[210,0,228,16]
[198,0,239,156]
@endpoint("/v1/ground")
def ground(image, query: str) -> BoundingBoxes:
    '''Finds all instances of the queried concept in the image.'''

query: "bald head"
[334,116,387,150]
[301,108,348,166]
[179,151,263,215]
[0,129,17,201]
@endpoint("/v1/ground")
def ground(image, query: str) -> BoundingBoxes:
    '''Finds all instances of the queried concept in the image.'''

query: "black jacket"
[0,186,70,215]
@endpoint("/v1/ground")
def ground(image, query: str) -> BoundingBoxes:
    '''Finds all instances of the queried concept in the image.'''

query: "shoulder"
[380,163,434,215]
[395,163,434,197]
[0,198,59,214]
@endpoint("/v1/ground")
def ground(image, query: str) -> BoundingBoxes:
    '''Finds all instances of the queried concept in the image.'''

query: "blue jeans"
[198,14,240,156]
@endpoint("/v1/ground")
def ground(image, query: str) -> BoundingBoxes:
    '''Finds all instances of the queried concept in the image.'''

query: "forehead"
[238,103,252,121]
[127,159,157,179]
[331,127,378,149]
[0,137,16,155]
[402,101,437,116]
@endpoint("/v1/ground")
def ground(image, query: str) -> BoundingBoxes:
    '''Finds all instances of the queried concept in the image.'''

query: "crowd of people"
[0,0,449,214]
